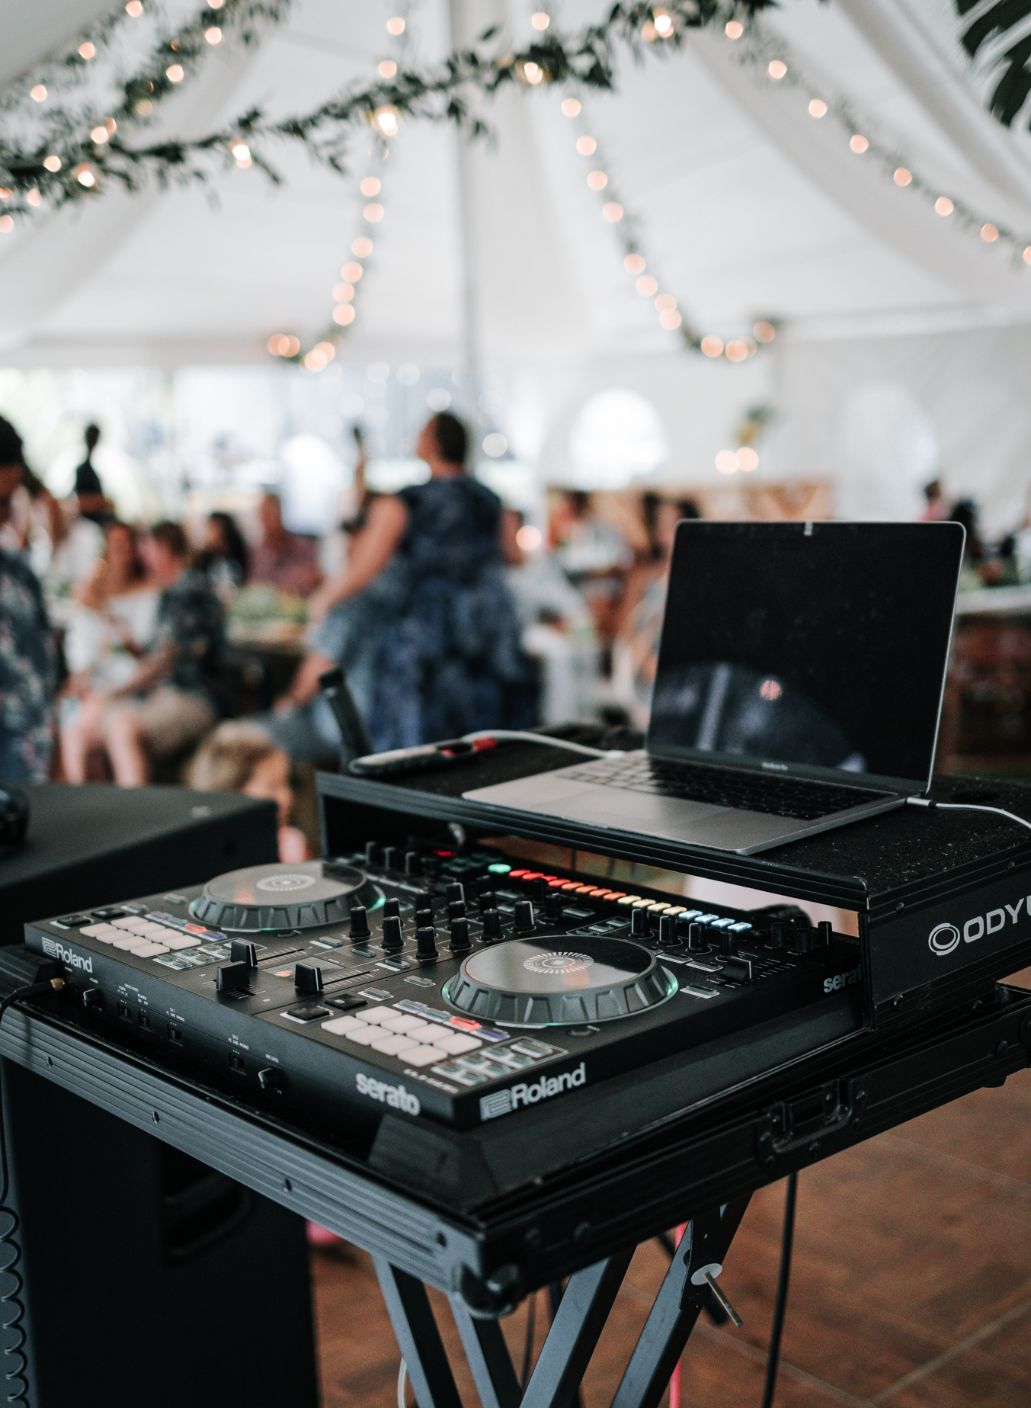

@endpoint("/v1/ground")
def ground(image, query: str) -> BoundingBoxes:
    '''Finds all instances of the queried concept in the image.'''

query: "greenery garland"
[0,0,291,213]
[0,1,773,218]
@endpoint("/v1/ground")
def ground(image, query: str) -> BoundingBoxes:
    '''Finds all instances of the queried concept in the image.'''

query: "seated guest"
[249,492,321,597]
[61,521,158,782]
[187,721,308,863]
[196,510,249,598]
[81,521,226,785]
[0,417,57,779]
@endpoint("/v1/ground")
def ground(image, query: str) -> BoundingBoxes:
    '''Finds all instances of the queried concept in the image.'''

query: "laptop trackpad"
[467,778,717,827]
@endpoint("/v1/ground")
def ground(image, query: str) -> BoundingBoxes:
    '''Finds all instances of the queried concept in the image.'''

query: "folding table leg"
[520,1250,635,1408]
[610,1198,751,1408]
[450,1300,522,1408]
[374,1258,463,1408]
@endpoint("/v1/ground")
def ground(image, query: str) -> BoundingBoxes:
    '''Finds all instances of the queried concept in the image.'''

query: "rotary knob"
[658,914,678,946]
[349,905,370,940]
[445,881,465,904]
[447,900,466,922]
[381,915,404,954]
[630,908,650,939]
[381,846,398,871]
[686,923,708,952]
[415,927,438,963]
[544,893,564,921]
[448,918,471,954]
[364,840,381,867]
[381,897,400,921]
[414,890,434,914]
[513,900,536,932]
[404,850,422,876]
[713,929,738,957]
[481,908,503,941]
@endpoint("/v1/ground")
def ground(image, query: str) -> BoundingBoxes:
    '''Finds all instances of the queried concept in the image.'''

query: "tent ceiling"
[2,0,1031,365]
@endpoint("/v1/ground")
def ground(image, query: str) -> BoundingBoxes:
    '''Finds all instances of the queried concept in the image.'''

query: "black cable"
[760,1173,798,1408]
[0,979,65,1406]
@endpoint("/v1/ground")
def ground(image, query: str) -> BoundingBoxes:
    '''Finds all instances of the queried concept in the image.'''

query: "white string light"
[730,15,1031,268]
[268,2,412,369]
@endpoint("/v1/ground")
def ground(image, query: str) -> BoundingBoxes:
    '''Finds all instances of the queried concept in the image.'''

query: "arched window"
[568,388,669,488]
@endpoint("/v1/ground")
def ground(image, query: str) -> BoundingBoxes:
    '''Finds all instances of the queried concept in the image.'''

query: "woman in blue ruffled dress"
[308,413,533,748]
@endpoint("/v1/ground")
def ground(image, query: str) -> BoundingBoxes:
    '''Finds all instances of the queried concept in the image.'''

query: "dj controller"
[25,846,862,1132]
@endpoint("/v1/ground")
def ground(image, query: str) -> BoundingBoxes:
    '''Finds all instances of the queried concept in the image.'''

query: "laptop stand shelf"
[318,731,1031,1026]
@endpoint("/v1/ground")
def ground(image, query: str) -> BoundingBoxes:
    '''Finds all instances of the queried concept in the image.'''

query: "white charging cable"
[906,796,1031,833]
[463,730,626,760]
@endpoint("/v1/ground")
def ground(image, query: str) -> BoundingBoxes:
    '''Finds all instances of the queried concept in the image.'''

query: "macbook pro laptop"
[465,520,965,854]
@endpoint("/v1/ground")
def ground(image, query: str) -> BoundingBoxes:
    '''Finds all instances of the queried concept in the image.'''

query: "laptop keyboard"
[561,757,888,821]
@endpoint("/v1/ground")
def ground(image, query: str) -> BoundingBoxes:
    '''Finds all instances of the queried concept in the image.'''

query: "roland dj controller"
[25,846,861,1131]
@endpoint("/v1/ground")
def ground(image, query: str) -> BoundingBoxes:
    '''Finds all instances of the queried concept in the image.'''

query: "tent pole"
[447,0,485,460]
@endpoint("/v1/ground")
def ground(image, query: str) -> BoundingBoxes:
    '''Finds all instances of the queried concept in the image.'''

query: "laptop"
[465,520,965,854]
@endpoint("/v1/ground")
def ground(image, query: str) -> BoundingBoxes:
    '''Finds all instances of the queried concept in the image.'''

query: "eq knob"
[381,915,404,953]
[414,890,434,914]
[381,897,401,922]
[448,918,471,954]
[544,893,564,922]
[364,840,381,867]
[686,923,708,952]
[447,900,466,922]
[476,887,495,912]
[713,929,738,957]
[481,909,503,941]
[381,846,398,871]
[513,900,536,932]
[415,927,438,963]
[294,963,324,995]
[404,850,422,876]
[815,920,833,948]
[630,908,651,939]
[229,939,258,968]
[349,905,370,941]
[445,881,465,904]
[658,914,678,946]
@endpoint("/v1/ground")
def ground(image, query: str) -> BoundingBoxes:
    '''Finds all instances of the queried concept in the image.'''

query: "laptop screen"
[647,520,965,789]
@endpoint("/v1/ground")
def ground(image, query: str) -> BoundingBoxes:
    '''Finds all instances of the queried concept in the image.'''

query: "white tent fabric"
[1,0,1030,524]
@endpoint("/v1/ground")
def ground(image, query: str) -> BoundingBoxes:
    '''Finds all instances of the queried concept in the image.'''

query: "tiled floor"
[311,1068,1031,1407]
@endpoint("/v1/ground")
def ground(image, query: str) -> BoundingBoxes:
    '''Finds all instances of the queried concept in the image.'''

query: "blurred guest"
[188,721,308,863]
[549,488,631,641]
[249,492,321,597]
[61,521,158,781]
[308,412,531,747]
[0,417,57,779]
[919,478,950,523]
[196,510,249,597]
[84,521,225,785]
[73,423,111,524]
[507,512,595,724]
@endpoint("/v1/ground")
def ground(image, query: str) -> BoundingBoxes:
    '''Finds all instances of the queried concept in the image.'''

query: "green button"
[487,863,512,875]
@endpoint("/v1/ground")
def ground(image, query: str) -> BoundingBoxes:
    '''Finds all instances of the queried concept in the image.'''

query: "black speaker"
[0,783,281,938]
[0,783,318,1407]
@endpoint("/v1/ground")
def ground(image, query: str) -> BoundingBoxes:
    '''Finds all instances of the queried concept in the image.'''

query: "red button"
[450,1017,480,1030]
[509,869,529,879]
[547,878,567,888]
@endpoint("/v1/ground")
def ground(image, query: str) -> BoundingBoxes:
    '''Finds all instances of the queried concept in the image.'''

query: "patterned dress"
[0,549,57,780]
[370,477,533,747]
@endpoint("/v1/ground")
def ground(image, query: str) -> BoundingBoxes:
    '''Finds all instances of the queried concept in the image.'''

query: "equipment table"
[2,752,1031,1407]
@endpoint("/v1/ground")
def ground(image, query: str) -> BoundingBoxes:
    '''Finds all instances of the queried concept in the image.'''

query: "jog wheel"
[443,934,677,1027]
[190,861,379,933]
